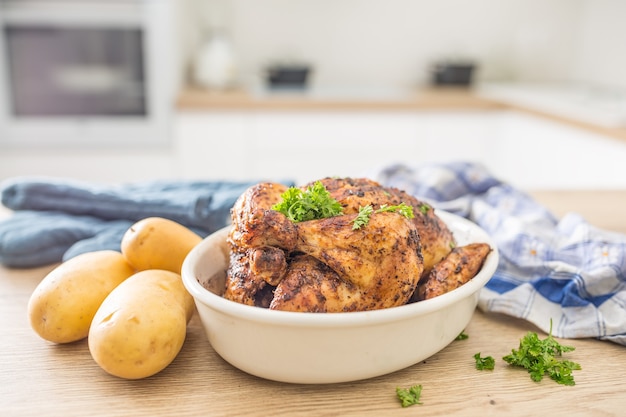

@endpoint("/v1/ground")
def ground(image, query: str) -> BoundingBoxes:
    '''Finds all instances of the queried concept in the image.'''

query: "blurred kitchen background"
[1,0,625,188]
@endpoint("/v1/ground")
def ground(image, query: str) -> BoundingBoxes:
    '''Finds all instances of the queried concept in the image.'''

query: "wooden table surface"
[1,190,625,417]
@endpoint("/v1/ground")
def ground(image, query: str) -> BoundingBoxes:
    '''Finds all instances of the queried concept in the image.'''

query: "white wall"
[179,0,624,92]
[574,0,626,90]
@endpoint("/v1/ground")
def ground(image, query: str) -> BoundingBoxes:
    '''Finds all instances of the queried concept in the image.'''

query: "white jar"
[193,30,237,90]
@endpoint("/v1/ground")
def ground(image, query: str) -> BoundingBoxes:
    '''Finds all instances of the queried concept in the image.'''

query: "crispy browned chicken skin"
[223,177,486,312]
[228,182,296,251]
[310,177,456,275]
[224,179,425,311]
[271,211,423,311]
[225,182,293,307]
[414,242,492,301]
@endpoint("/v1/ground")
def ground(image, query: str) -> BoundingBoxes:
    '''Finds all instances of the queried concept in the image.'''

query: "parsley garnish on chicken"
[351,203,414,230]
[272,181,343,222]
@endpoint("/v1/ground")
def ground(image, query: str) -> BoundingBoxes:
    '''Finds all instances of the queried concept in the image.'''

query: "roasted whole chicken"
[223,177,490,312]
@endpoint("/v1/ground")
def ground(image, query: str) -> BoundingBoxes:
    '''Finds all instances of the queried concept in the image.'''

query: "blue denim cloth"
[0,177,292,268]
[365,161,626,346]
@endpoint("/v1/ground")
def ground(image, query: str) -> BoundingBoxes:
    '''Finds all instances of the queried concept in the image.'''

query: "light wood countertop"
[176,87,626,143]
[1,190,625,417]
[176,87,504,112]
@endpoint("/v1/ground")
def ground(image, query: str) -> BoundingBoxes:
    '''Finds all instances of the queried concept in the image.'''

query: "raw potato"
[88,269,195,379]
[121,217,203,274]
[27,250,135,344]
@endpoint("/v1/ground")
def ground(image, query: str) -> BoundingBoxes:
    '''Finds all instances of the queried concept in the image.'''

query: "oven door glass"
[5,25,146,117]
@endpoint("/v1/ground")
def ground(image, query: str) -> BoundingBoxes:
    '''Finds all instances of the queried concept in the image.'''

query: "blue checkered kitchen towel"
[0,176,270,267]
[367,161,626,346]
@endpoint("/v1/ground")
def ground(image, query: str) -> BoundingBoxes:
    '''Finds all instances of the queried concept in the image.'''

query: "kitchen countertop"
[176,86,505,111]
[1,190,625,417]
[176,85,626,143]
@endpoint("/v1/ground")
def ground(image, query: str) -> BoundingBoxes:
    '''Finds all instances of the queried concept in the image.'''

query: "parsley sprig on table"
[396,384,423,407]
[474,353,495,370]
[272,181,343,222]
[352,203,414,230]
[502,321,581,385]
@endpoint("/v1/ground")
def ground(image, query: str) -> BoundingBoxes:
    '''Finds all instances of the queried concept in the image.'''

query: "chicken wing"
[228,182,297,251]
[413,242,492,301]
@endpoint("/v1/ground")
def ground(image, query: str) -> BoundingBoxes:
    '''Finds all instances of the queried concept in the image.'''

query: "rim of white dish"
[181,210,499,328]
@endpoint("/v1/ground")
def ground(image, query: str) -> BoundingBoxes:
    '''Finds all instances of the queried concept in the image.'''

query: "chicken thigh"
[273,211,423,311]
[270,254,363,312]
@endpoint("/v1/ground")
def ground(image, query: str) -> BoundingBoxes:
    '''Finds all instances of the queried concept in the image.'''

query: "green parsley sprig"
[378,203,414,218]
[396,384,423,407]
[502,321,581,385]
[272,181,343,222]
[351,205,374,230]
[351,203,414,230]
[456,331,469,340]
[418,202,431,215]
[474,353,495,370]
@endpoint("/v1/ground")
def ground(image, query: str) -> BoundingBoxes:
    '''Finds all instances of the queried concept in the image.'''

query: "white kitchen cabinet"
[249,111,426,184]
[419,111,499,165]
[490,112,626,189]
[174,108,626,188]
[2,109,624,189]
[250,110,501,184]
[174,110,501,185]
[173,112,254,180]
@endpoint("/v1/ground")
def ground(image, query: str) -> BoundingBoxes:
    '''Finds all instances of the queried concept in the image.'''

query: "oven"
[0,0,174,148]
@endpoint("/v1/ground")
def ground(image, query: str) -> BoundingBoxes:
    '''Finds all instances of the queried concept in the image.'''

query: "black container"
[266,65,311,89]
[431,62,476,86]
